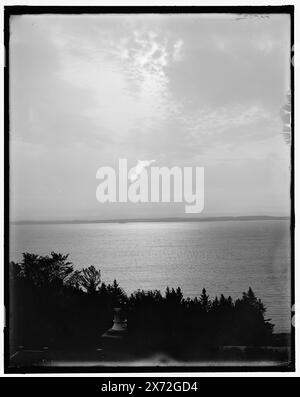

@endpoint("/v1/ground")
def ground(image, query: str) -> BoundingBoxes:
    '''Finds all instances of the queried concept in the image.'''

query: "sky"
[10,13,291,221]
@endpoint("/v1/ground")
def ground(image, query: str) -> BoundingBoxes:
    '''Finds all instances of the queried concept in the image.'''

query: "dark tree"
[106,279,127,306]
[80,265,101,294]
[200,288,210,311]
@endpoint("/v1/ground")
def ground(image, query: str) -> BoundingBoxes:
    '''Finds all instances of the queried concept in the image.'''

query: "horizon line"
[11,215,290,225]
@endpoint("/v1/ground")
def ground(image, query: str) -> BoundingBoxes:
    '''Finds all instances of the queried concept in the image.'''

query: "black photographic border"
[3,4,295,374]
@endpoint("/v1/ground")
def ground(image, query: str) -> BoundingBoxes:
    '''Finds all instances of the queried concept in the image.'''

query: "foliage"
[9,252,274,353]
[79,265,101,294]
[126,286,274,353]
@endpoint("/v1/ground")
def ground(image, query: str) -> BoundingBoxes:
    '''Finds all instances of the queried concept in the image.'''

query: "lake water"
[9,220,292,333]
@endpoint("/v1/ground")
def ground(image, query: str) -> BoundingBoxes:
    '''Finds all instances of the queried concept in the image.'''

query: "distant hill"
[12,215,290,225]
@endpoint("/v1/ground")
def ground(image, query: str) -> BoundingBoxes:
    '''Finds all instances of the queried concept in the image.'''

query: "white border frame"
[0,0,298,377]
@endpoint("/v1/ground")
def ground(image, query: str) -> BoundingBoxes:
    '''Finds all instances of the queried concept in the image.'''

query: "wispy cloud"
[10,14,291,219]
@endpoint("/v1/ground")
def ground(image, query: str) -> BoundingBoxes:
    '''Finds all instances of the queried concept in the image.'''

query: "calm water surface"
[10,220,291,333]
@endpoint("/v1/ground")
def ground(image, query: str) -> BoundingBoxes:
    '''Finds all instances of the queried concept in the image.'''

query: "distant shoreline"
[12,215,290,225]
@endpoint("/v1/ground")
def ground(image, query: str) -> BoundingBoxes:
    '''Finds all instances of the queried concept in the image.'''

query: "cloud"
[173,39,184,61]
[9,14,291,219]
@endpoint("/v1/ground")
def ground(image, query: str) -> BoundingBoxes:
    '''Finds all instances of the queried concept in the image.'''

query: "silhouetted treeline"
[9,253,125,348]
[126,287,274,355]
[9,252,274,353]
